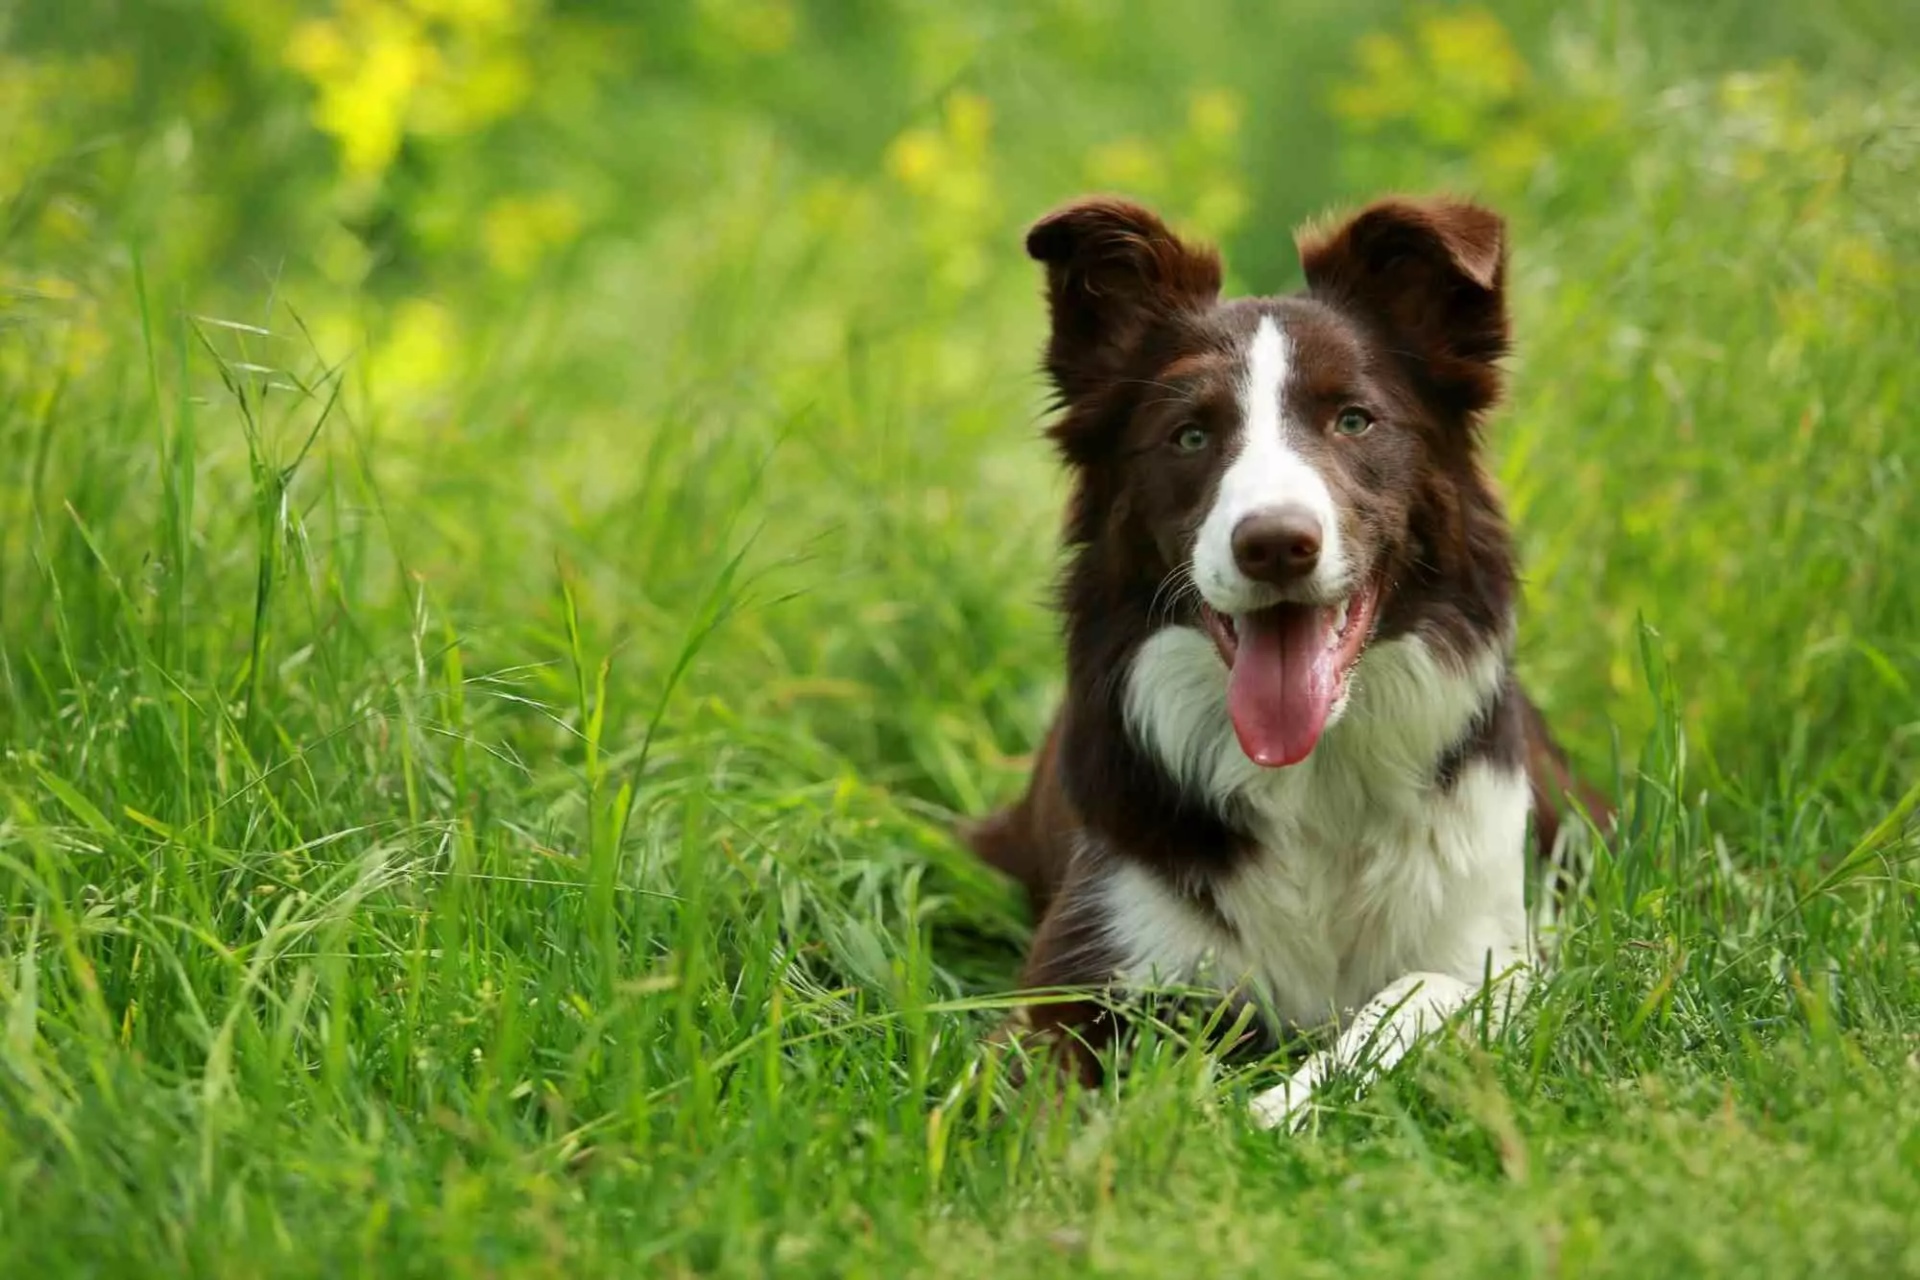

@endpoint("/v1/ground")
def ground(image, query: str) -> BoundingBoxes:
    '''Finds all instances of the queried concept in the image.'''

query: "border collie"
[966,193,1607,1129]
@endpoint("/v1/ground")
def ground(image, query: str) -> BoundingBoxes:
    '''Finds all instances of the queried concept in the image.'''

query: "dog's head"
[1030,195,1512,767]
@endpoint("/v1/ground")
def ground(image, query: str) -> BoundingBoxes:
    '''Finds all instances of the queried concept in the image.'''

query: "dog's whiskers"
[1148,565,1203,625]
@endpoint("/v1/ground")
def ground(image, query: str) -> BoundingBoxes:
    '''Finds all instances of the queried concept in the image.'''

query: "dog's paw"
[980,1011,1103,1120]
[1248,1066,1316,1133]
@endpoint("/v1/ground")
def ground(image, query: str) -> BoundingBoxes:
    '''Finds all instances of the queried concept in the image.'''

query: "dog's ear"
[1026,198,1222,403]
[1296,197,1508,417]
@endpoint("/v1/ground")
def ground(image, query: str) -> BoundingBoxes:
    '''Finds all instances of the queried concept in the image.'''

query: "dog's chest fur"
[1106,626,1531,1027]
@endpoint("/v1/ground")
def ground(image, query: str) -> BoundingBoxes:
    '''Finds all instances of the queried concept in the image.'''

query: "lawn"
[3,2,1918,1275]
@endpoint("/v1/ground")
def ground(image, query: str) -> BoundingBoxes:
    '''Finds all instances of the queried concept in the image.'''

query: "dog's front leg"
[1249,968,1505,1132]
[986,873,1129,1095]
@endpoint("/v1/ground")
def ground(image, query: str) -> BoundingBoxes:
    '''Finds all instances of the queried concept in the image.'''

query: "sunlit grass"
[2,4,1918,1276]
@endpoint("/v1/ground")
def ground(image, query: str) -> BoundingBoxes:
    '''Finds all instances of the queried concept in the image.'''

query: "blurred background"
[4,4,1920,1269]
[3,0,1920,882]
[3,0,1920,909]
[3,0,1918,945]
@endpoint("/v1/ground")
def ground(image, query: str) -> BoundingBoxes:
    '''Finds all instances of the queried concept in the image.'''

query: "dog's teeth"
[1334,601,1349,633]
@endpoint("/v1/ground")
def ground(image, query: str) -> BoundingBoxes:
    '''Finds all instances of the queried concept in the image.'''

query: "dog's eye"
[1333,408,1375,437]
[1172,425,1211,454]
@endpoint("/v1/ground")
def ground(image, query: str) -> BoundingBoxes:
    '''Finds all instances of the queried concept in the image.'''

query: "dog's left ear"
[1297,197,1508,417]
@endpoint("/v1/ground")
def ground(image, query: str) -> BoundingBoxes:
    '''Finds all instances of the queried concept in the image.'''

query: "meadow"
[2,2,1918,1274]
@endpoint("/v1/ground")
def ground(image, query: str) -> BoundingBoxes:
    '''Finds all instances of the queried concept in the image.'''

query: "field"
[3,2,1919,1275]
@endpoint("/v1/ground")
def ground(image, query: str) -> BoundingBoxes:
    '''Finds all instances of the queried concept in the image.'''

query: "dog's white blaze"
[1116,626,1530,1123]
[1192,315,1347,613]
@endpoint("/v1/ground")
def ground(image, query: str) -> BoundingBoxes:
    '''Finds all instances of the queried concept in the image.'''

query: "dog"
[965,193,1609,1130]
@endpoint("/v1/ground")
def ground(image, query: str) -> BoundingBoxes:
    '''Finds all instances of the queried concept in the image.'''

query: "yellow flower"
[1417,8,1526,101]
[884,88,1001,300]
[285,0,538,182]
[1190,183,1248,241]
[295,5,437,179]
[1187,88,1244,144]
[944,90,992,157]
[286,17,353,79]
[370,297,458,397]
[1332,32,1418,127]
[1333,9,1525,132]
[22,273,80,303]
[1480,124,1548,184]
[885,128,944,191]
[1086,137,1166,191]
[481,192,583,278]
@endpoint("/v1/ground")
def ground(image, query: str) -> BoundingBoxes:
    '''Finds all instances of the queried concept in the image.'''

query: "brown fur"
[972,194,1612,1083]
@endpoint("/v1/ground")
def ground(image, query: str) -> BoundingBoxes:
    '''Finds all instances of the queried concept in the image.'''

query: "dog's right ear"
[1026,198,1222,403]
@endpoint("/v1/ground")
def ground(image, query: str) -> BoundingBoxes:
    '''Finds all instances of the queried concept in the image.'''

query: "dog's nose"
[1231,505,1322,585]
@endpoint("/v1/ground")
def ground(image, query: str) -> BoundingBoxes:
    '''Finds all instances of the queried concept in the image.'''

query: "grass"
[2,3,1919,1276]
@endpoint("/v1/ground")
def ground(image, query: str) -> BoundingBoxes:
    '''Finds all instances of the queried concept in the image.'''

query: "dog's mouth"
[1199,582,1379,768]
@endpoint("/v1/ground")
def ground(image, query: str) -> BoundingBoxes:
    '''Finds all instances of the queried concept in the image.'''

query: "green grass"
[3,3,1919,1276]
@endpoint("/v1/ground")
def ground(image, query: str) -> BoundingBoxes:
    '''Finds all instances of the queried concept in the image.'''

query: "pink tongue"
[1227,604,1339,767]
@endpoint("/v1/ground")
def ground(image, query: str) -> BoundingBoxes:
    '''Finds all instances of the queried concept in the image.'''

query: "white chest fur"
[1110,626,1531,1029]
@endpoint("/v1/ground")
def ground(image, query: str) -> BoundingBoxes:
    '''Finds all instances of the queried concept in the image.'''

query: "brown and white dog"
[966,194,1607,1129]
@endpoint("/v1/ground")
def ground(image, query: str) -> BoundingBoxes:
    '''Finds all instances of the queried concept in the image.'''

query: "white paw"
[1248,1066,1317,1133]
